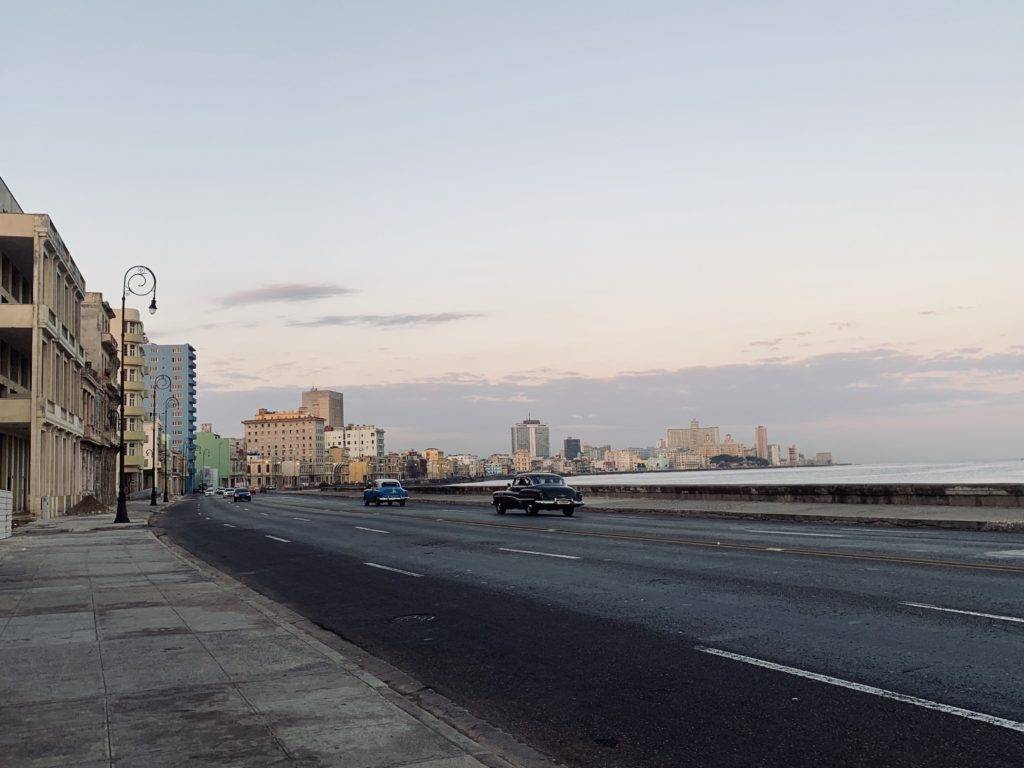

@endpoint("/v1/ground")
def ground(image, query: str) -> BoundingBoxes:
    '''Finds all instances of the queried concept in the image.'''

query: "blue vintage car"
[362,479,408,507]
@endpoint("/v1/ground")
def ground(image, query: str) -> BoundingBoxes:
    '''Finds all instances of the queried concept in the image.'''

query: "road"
[156,492,1024,767]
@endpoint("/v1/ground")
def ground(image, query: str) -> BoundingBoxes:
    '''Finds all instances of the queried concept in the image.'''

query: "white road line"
[355,526,390,534]
[499,547,580,560]
[901,602,1024,625]
[223,523,235,528]
[265,535,291,543]
[260,512,269,516]
[364,562,422,577]
[696,646,1024,734]
[765,547,785,552]
[745,529,841,538]
[293,517,312,522]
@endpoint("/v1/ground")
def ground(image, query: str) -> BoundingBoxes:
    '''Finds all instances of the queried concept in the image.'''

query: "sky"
[3,2,1022,460]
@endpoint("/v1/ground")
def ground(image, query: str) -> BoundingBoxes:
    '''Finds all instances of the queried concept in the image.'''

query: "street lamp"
[116,266,157,524]
[194,446,210,491]
[162,395,179,502]
[150,374,171,506]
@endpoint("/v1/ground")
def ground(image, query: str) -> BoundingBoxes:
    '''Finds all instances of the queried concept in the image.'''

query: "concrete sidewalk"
[0,507,530,768]
[321,491,1024,530]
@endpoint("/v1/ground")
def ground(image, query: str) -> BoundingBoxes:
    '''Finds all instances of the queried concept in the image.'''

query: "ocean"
[460,461,1024,487]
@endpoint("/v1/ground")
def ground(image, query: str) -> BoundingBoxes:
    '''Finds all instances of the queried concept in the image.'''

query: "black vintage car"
[492,473,584,517]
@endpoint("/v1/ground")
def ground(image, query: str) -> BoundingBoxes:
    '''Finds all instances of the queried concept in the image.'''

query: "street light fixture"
[116,265,157,524]
[162,395,179,503]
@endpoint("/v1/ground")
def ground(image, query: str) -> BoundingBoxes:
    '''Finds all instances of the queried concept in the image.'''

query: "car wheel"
[363,498,370,506]
[495,502,506,515]
[375,500,382,506]
[562,506,575,517]
[525,502,539,516]
[387,500,393,506]
[399,500,406,507]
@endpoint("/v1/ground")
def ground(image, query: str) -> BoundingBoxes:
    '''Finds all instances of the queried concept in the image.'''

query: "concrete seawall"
[397,483,1024,508]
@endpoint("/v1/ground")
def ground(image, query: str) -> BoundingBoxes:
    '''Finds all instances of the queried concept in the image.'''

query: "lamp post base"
[114,494,131,524]
[149,488,158,506]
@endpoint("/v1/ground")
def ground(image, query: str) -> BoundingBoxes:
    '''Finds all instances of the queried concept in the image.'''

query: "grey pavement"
[320,490,1024,528]
[0,508,521,768]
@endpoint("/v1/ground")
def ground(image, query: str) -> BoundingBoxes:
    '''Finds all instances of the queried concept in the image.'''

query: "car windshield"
[534,476,565,485]
[381,481,400,487]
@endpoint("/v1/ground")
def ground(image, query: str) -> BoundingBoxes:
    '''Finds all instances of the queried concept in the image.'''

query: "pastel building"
[143,343,197,490]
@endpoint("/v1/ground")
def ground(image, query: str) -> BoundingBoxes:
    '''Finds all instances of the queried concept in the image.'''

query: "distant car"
[363,479,408,507]
[204,488,216,497]
[492,473,583,517]
[232,487,252,502]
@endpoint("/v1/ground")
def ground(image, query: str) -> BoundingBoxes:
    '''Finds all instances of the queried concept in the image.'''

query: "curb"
[316,491,1024,532]
[151,504,564,768]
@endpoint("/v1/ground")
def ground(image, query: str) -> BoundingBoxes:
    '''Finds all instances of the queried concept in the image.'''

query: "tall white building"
[755,425,768,460]
[511,418,550,458]
[343,424,384,459]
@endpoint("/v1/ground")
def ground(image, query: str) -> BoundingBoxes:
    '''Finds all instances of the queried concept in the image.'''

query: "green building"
[194,428,236,488]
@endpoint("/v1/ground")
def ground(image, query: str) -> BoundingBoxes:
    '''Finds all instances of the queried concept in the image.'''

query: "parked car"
[232,487,252,502]
[204,488,216,497]
[492,473,584,517]
[363,479,408,507]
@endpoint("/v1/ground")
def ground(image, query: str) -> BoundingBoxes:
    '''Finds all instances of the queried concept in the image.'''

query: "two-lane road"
[158,493,1024,767]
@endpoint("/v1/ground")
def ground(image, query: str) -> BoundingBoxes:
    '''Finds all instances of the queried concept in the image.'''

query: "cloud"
[288,313,483,328]
[749,338,782,347]
[918,305,978,317]
[830,322,857,331]
[216,283,356,307]
[466,393,537,404]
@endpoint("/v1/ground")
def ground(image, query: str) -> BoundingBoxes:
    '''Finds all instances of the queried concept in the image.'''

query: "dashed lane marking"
[745,529,841,538]
[265,535,291,543]
[223,524,235,528]
[696,646,1024,734]
[293,517,312,522]
[364,562,422,577]
[499,547,580,560]
[355,526,390,534]
[901,602,1024,625]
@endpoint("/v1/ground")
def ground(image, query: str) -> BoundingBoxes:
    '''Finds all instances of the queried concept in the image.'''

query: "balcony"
[0,394,30,425]
[0,304,33,329]
[101,331,117,352]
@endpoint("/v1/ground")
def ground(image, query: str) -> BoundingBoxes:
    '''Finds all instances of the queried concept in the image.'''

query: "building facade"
[243,408,326,463]
[666,419,720,452]
[111,308,150,497]
[511,418,550,458]
[343,424,384,459]
[563,437,582,460]
[755,425,768,460]
[0,182,90,519]
[79,293,120,507]
[301,388,343,429]
[143,343,197,491]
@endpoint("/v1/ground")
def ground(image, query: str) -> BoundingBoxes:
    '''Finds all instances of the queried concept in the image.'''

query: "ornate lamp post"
[149,374,171,506]
[162,395,179,502]
[115,266,157,524]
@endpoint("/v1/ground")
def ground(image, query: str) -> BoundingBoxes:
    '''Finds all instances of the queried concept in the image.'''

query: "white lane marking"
[696,646,1024,734]
[260,512,269,517]
[745,529,841,538]
[984,549,1024,559]
[355,526,390,534]
[765,547,785,552]
[499,547,580,560]
[293,517,312,522]
[265,535,291,543]
[902,602,1024,625]
[364,562,422,577]
[223,523,236,528]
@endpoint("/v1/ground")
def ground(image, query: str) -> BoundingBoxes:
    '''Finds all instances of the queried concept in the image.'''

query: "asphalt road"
[156,492,1024,767]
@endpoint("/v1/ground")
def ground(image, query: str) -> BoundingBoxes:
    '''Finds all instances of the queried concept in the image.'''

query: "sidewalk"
[323,491,1024,530]
[0,505,530,768]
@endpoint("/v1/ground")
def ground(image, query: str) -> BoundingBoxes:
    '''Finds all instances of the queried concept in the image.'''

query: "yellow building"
[112,308,150,496]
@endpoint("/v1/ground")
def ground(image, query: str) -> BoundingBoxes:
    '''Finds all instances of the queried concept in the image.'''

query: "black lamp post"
[149,374,171,506]
[162,395,179,502]
[115,266,157,524]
